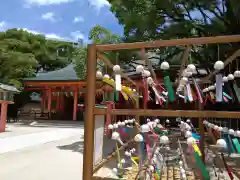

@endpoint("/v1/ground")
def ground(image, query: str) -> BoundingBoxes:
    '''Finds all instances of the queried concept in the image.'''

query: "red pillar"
[47,89,52,119]
[0,102,8,132]
[104,101,115,136]
[60,93,64,112]
[41,90,46,113]
[73,88,78,121]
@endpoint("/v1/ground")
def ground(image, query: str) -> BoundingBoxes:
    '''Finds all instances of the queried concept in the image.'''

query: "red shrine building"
[23,63,210,121]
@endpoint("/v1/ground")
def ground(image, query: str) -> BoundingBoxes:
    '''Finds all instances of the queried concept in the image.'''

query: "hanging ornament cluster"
[201,59,240,104]
[96,71,139,103]
[176,63,204,103]
[108,118,136,130]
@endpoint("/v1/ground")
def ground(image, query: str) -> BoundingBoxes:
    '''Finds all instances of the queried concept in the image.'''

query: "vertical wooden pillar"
[41,90,46,114]
[56,93,60,112]
[83,44,97,180]
[73,88,78,121]
[105,101,114,136]
[59,93,62,112]
[198,101,205,163]
[47,89,52,119]
[0,102,8,132]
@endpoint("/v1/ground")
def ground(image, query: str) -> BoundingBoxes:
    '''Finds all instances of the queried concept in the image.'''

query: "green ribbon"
[163,71,175,102]
[232,138,240,153]
[114,90,119,102]
[193,151,210,180]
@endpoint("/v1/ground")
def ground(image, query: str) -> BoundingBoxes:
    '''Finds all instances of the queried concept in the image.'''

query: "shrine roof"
[0,83,20,93]
[23,64,81,82]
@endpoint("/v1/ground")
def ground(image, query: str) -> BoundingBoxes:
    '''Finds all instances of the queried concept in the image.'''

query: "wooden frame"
[83,35,240,180]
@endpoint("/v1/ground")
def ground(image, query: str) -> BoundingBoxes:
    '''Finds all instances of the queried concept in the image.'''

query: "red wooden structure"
[0,84,19,132]
[23,63,209,120]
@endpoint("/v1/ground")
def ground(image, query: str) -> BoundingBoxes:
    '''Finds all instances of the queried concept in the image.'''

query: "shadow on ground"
[57,140,84,153]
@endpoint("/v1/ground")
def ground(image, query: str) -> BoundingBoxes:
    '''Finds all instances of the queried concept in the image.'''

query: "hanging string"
[217,44,220,61]
[237,58,239,70]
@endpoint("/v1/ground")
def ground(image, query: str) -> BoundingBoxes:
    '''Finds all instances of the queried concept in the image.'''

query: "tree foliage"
[0,28,74,88]
[107,0,240,65]
[74,24,125,77]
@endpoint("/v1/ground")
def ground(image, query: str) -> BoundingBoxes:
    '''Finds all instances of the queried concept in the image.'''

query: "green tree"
[74,25,125,78]
[0,28,74,88]
[107,0,240,65]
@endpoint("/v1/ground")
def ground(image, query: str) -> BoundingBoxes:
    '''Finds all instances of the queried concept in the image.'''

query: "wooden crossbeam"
[96,35,240,51]
[94,108,240,118]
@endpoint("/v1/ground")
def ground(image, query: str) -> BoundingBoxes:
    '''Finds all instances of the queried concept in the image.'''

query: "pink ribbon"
[193,79,203,103]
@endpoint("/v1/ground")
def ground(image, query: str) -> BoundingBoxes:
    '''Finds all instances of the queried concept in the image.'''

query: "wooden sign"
[93,114,105,166]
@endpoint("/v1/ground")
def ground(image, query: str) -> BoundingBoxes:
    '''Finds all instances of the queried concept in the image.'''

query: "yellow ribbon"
[130,157,138,166]
[103,77,137,101]
[116,142,122,168]
[192,143,202,156]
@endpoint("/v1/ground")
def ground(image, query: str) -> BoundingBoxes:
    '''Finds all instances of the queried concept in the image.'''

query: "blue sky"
[0,0,123,43]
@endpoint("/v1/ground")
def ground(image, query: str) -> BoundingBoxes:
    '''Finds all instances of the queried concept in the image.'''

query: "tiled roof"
[0,83,20,93]
[23,64,80,81]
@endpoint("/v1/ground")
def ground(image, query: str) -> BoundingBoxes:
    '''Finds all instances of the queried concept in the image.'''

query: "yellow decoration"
[103,77,137,101]
[192,143,202,156]
[154,173,160,180]
[121,92,129,100]
[116,142,122,168]
[130,157,138,166]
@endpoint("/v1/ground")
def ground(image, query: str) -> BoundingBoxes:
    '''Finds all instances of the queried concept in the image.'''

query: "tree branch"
[194,2,209,24]
[209,9,230,26]
[182,4,193,21]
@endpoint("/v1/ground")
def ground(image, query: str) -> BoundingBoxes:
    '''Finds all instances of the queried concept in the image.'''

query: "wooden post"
[105,101,114,137]
[0,102,8,132]
[83,44,97,180]
[41,90,45,114]
[73,88,78,121]
[198,101,205,163]
[47,89,52,119]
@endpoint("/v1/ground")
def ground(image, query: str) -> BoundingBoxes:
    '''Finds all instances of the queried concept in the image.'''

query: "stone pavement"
[0,128,82,154]
[0,121,85,180]
[0,135,83,180]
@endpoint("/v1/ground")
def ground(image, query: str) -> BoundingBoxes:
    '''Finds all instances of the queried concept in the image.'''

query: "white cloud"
[41,12,56,22]
[71,31,85,40]
[22,28,40,35]
[0,21,6,28]
[21,28,67,41]
[88,0,110,10]
[73,16,84,23]
[45,33,64,40]
[24,0,74,6]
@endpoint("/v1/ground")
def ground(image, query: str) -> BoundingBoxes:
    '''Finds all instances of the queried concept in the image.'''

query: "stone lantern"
[0,83,20,132]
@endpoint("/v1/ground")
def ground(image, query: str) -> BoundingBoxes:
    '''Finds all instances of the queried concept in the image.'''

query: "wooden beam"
[94,108,240,118]
[202,49,240,81]
[97,53,137,86]
[96,35,240,51]
[24,81,86,86]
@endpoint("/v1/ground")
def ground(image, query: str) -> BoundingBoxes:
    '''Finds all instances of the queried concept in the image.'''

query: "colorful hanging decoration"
[160,61,175,102]
[214,60,224,102]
